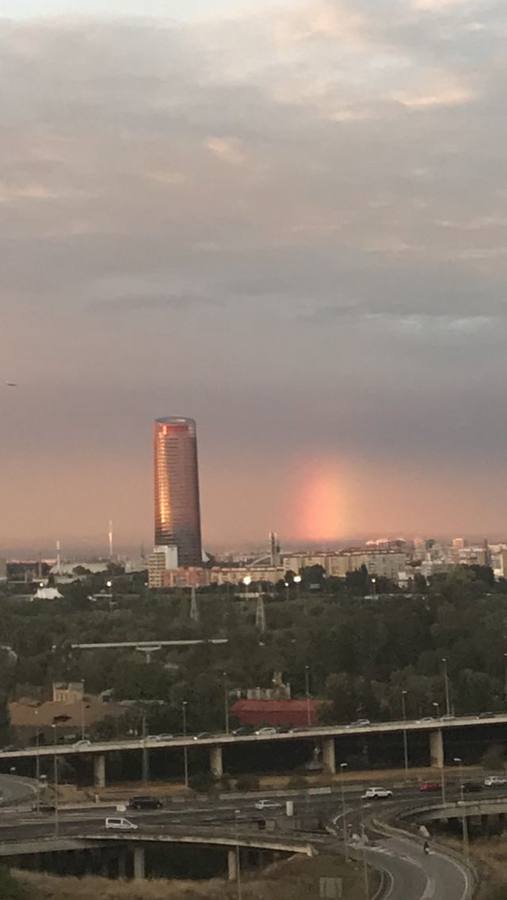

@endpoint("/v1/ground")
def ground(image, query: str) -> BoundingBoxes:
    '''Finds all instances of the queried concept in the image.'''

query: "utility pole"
[190,586,199,622]
[401,690,409,780]
[255,596,266,632]
[182,701,189,788]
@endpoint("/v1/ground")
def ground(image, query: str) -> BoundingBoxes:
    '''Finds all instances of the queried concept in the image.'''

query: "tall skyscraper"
[154,417,202,566]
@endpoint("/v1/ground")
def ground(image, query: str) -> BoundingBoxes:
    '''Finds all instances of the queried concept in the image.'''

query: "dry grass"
[15,854,368,900]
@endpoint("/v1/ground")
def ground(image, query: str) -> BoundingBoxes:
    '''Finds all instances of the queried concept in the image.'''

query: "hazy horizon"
[3,0,507,552]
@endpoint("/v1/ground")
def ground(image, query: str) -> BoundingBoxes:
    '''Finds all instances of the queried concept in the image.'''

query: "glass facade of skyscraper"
[153,417,202,567]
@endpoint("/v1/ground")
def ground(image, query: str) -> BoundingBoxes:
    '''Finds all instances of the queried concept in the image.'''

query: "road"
[364,834,472,900]
[0,774,37,807]
[0,780,478,898]
[2,710,507,761]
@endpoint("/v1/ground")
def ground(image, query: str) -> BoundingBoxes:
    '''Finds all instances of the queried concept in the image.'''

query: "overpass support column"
[429,729,444,769]
[133,846,145,880]
[118,850,128,879]
[322,737,336,775]
[210,745,223,778]
[227,848,237,881]
[93,754,106,788]
[142,747,150,783]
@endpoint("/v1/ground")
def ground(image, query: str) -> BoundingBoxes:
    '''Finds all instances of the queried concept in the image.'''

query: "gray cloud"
[2,1,507,548]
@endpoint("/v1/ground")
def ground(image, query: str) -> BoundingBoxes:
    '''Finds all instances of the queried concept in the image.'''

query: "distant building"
[209,566,285,586]
[162,567,210,588]
[53,682,85,704]
[147,545,179,588]
[231,698,321,728]
[154,416,202,566]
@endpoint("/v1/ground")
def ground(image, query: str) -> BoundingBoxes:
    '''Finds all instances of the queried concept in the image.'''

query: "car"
[440,715,455,721]
[232,726,254,736]
[33,802,56,813]
[128,796,163,810]
[419,782,441,793]
[254,799,283,810]
[192,732,212,741]
[478,711,496,719]
[255,727,277,736]
[74,739,92,748]
[105,817,138,831]
[484,774,507,787]
[417,717,435,724]
[147,734,174,741]
[484,775,507,787]
[462,781,482,793]
[350,719,370,727]
[362,787,393,800]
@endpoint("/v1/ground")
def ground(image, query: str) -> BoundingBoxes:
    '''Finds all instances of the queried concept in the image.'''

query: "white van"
[105,817,138,831]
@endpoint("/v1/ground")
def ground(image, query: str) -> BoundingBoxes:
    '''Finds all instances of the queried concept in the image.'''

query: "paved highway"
[0,780,480,897]
[1,711,507,761]
[364,835,472,900]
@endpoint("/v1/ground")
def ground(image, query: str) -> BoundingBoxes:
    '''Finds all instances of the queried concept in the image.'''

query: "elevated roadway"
[2,712,507,785]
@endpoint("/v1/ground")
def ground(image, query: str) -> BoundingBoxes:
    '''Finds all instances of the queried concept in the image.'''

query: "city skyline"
[3,1,507,549]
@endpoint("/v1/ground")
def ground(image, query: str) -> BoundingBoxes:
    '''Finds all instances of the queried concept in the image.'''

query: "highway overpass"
[1,713,506,786]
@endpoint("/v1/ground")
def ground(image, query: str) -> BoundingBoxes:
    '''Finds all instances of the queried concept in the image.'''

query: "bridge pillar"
[227,848,237,881]
[118,850,128,879]
[93,754,106,788]
[133,846,145,880]
[210,745,223,778]
[142,747,150,783]
[429,729,444,769]
[322,737,336,775]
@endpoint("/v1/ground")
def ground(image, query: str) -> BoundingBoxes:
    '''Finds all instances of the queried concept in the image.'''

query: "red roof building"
[230,698,321,728]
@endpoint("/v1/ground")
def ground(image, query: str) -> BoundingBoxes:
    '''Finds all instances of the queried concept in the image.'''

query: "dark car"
[232,726,254,736]
[128,796,163,810]
[462,782,482,793]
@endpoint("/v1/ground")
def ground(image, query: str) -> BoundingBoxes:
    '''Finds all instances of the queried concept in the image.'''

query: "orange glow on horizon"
[293,460,348,543]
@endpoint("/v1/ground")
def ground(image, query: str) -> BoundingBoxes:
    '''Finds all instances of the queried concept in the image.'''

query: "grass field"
[15,853,371,900]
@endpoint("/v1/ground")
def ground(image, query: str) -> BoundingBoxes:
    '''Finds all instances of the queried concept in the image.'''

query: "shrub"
[235,773,260,792]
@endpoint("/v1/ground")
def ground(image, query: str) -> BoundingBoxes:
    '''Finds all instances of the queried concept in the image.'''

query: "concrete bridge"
[2,713,507,786]
[0,827,315,881]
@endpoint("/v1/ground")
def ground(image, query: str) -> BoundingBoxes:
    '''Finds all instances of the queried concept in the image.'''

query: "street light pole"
[51,725,59,838]
[35,715,40,814]
[503,653,507,708]
[234,808,242,900]
[340,762,348,858]
[453,757,469,860]
[223,672,230,735]
[304,665,311,727]
[182,701,189,789]
[442,657,451,716]
[401,690,409,780]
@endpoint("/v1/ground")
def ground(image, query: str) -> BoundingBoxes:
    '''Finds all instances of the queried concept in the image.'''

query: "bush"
[235,773,260,792]
[486,886,507,900]
[188,771,217,794]
[482,744,505,771]
[0,868,29,899]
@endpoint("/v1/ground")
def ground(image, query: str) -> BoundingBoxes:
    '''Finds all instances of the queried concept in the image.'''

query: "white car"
[255,727,277,736]
[362,787,393,800]
[254,799,283,810]
[484,775,507,787]
[74,739,92,748]
[105,817,138,831]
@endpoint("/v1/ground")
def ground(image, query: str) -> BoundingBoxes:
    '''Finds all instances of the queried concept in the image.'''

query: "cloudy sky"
[2,0,507,555]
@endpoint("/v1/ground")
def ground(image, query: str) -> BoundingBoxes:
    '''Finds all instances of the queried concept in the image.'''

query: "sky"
[2,0,507,555]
